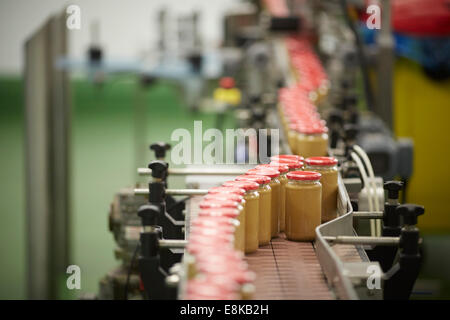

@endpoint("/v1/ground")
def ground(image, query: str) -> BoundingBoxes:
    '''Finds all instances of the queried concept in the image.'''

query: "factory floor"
[0,76,449,299]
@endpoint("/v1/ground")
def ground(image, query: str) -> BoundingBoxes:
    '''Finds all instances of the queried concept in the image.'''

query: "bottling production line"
[96,0,424,300]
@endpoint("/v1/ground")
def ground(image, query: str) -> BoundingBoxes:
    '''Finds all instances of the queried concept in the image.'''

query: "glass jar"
[202,195,246,252]
[287,123,299,155]
[236,174,272,246]
[305,157,338,223]
[247,168,281,238]
[199,199,244,252]
[265,162,290,232]
[295,126,328,158]
[223,180,260,253]
[285,171,322,241]
[186,232,235,280]
[207,186,247,250]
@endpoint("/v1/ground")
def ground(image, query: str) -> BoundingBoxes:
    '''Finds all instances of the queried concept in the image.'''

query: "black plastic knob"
[348,109,359,125]
[150,142,171,159]
[249,95,261,104]
[344,95,358,108]
[328,109,344,126]
[384,181,403,200]
[138,204,160,226]
[343,124,358,142]
[148,160,169,179]
[397,204,424,226]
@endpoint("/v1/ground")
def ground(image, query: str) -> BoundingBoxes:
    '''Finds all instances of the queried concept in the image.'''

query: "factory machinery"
[99,0,422,300]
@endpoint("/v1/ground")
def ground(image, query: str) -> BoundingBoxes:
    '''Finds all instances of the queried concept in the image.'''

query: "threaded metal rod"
[138,167,247,176]
[134,188,208,196]
[159,239,187,248]
[352,211,384,219]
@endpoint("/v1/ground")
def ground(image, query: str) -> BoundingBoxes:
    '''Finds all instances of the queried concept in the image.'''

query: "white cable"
[351,152,376,236]
[353,145,381,236]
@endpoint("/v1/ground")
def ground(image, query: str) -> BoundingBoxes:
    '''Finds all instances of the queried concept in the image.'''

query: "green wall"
[0,75,234,299]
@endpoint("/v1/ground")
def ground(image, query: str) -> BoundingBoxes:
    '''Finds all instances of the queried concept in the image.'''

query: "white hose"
[353,145,381,236]
[351,152,376,236]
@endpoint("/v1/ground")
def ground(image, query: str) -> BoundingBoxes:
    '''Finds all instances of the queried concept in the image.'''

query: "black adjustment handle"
[344,95,358,108]
[138,204,160,226]
[343,124,358,142]
[148,160,169,179]
[397,204,425,226]
[328,109,344,126]
[150,142,171,159]
[249,95,261,104]
[384,181,404,200]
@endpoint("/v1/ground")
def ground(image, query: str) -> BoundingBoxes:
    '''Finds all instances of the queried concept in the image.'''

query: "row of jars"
[278,35,330,159]
[278,86,329,158]
[184,154,339,299]
[285,35,329,103]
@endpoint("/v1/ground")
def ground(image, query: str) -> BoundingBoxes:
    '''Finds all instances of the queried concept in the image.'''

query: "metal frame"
[24,10,70,299]
[315,175,383,299]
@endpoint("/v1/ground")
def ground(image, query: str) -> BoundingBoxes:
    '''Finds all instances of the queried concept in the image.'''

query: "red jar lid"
[195,249,244,264]
[236,174,271,184]
[256,163,289,173]
[190,225,235,236]
[270,160,303,170]
[184,292,237,300]
[197,260,248,275]
[246,168,280,178]
[186,278,237,300]
[191,216,234,228]
[203,275,240,293]
[196,255,244,270]
[198,208,240,218]
[204,193,244,202]
[187,242,232,256]
[223,180,259,191]
[199,199,239,209]
[198,259,254,286]
[188,233,234,248]
[305,156,338,166]
[229,270,256,284]
[287,170,322,181]
[270,154,304,162]
[208,186,246,196]
[298,124,328,134]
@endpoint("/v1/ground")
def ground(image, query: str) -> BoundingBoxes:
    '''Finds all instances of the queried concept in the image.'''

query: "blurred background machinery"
[0,0,449,299]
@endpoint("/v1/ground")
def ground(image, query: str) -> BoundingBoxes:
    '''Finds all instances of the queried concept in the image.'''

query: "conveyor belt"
[186,196,344,300]
[246,234,334,300]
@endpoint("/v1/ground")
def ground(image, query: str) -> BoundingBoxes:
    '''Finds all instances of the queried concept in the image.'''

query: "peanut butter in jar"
[269,155,304,232]
[247,168,281,238]
[267,162,294,232]
[287,123,299,155]
[236,174,272,246]
[223,180,260,253]
[285,171,322,241]
[295,124,329,158]
[305,157,338,223]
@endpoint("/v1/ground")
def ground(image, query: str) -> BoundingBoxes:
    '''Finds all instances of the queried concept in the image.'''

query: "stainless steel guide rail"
[315,175,383,300]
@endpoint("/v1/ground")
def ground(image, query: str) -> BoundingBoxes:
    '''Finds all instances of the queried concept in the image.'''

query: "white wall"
[0,0,239,74]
